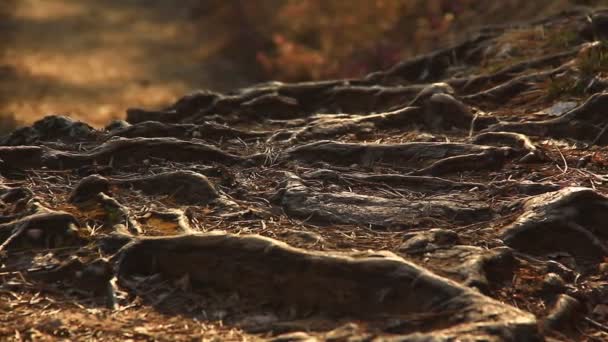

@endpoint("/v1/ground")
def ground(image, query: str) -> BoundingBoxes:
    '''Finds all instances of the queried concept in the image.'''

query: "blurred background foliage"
[1,0,608,129]
[195,0,607,82]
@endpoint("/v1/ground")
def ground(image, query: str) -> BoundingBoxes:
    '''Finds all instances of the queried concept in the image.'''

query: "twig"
[576,168,608,183]
[0,223,27,256]
[554,145,568,174]
[590,122,608,147]
[585,316,608,333]
[106,278,119,310]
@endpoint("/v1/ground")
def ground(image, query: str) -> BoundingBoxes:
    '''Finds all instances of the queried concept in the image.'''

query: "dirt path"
[0,0,247,127]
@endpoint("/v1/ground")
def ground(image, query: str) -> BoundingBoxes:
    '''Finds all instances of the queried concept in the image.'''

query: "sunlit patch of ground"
[0,0,238,127]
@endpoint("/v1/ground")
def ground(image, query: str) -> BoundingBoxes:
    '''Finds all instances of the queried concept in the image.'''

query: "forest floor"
[2,4,608,342]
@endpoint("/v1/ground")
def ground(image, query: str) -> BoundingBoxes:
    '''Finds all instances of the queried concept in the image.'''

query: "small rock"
[414,133,439,142]
[432,229,459,245]
[537,101,578,117]
[400,229,459,253]
[325,323,360,341]
[69,174,111,204]
[105,120,130,132]
[542,273,567,294]
[545,260,576,282]
[279,229,324,244]
[399,234,430,252]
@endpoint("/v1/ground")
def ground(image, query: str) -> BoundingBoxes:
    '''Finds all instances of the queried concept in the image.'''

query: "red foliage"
[241,0,586,82]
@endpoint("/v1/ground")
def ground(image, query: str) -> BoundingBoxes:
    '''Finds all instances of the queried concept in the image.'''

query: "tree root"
[543,294,583,333]
[463,65,569,105]
[0,208,82,250]
[108,121,269,141]
[1,137,243,171]
[274,174,491,227]
[409,148,512,176]
[115,171,221,205]
[139,209,194,235]
[485,92,608,145]
[365,33,497,84]
[472,131,544,162]
[70,171,221,205]
[448,49,578,94]
[283,140,509,170]
[116,232,538,339]
[502,187,608,268]
[301,169,484,193]
[407,245,516,294]
[27,257,113,296]
[262,84,477,142]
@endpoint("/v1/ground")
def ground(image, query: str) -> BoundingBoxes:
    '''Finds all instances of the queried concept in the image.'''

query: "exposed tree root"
[274,174,491,227]
[365,33,497,84]
[281,91,475,142]
[399,228,460,254]
[405,244,516,294]
[116,232,537,339]
[0,208,81,250]
[487,92,608,144]
[472,132,544,162]
[463,65,570,105]
[301,169,483,193]
[70,186,141,235]
[139,209,194,235]
[0,137,243,171]
[108,121,269,141]
[77,137,244,166]
[0,115,97,146]
[0,186,33,204]
[70,171,221,205]
[502,187,608,268]
[409,148,511,176]
[283,140,510,170]
[27,257,113,297]
[124,75,470,126]
[115,171,221,205]
[319,84,421,113]
[543,294,583,333]
[488,180,561,196]
[448,49,579,94]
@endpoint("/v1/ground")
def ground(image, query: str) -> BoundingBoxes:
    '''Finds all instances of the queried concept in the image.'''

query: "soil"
[2,5,608,342]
